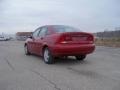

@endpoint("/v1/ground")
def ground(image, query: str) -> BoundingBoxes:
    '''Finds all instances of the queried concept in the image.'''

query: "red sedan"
[24,25,95,64]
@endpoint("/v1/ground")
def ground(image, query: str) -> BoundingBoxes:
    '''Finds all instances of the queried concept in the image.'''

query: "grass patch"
[95,38,120,47]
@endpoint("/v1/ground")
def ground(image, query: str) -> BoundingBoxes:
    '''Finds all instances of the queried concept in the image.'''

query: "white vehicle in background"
[0,36,11,41]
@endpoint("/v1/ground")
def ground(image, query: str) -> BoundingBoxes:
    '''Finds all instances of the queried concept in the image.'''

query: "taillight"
[56,36,64,44]
[87,36,94,43]
[87,36,93,41]
[57,35,72,44]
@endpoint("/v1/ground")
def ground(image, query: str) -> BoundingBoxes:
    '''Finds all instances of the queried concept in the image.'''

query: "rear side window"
[46,29,55,35]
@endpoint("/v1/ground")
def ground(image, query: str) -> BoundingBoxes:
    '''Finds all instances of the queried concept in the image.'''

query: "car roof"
[42,25,71,28]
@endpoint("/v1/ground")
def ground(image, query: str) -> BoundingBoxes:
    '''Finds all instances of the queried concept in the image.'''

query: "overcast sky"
[0,0,120,34]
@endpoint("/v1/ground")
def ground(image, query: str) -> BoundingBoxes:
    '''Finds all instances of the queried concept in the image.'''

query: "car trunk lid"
[58,32,94,44]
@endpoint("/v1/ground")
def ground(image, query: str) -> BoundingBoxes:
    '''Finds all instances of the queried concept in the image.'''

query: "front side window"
[32,29,40,38]
[38,27,47,37]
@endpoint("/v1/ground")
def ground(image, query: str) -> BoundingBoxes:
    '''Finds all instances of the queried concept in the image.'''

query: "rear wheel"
[43,47,54,64]
[24,45,31,55]
[75,55,86,61]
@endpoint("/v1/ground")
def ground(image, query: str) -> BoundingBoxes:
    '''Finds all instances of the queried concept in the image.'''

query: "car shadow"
[27,54,91,66]
[54,57,90,66]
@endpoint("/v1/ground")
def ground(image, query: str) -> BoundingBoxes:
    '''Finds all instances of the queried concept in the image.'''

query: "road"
[0,41,120,90]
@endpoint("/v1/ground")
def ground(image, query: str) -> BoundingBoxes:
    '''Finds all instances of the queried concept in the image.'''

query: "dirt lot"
[0,41,120,90]
[95,38,120,47]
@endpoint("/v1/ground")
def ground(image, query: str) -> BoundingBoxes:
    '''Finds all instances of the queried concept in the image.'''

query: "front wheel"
[75,55,86,61]
[43,47,54,64]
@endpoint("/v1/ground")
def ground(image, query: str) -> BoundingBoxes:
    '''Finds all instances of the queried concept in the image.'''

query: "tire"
[24,45,31,55]
[43,47,54,64]
[75,55,86,61]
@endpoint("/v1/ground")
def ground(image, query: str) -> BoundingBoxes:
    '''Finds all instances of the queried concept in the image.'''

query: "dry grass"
[95,38,120,47]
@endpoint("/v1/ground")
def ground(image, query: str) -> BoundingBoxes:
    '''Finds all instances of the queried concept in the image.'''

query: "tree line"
[95,28,120,38]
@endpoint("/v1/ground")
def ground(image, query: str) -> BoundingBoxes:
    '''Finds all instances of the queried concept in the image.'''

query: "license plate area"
[72,36,87,41]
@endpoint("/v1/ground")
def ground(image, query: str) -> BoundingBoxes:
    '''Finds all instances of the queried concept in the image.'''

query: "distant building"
[16,32,32,41]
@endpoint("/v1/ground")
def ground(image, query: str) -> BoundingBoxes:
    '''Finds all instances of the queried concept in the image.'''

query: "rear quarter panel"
[44,34,61,45]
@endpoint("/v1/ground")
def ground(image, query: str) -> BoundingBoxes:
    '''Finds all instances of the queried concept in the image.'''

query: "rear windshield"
[51,25,81,33]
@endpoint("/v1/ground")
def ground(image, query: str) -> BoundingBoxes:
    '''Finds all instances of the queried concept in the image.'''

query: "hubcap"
[44,49,49,62]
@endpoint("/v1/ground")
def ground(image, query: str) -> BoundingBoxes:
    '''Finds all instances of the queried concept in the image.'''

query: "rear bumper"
[50,44,95,56]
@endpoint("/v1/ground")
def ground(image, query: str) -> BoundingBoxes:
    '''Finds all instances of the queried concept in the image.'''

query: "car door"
[33,27,48,55]
[28,28,40,54]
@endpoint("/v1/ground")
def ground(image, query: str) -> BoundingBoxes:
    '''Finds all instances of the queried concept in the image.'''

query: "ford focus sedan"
[24,25,95,64]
